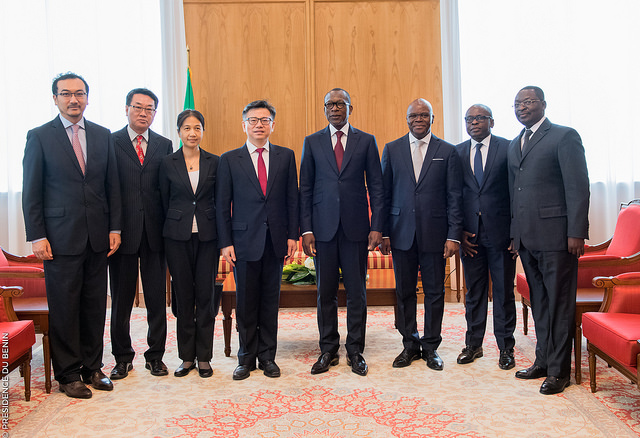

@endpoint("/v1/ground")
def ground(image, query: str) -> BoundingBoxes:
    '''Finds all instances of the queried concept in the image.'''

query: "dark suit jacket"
[216,143,299,261]
[381,133,463,252]
[456,135,511,249]
[508,118,590,251]
[299,125,384,242]
[22,116,121,255]
[159,148,219,242]
[112,127,173,254]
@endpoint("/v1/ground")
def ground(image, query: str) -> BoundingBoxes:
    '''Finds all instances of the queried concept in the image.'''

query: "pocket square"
[432,158,444,161]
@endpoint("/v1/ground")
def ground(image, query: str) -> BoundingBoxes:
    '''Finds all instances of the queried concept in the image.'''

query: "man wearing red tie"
[217,100,299,380]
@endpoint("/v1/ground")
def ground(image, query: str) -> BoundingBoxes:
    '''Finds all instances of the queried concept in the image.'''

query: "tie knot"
[336,131,343,140]
[525,129,533,138]
[72,124,80,134]
[476,142,482,150]
[256,147,264,155]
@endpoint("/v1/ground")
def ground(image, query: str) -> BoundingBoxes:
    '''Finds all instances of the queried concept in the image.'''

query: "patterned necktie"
[474,142,484,186]
[71,124,85,174]
[135,135,145,164]
[334,131,344,171]
[521,128,533,152]
[256,147,267,195]
[413,140,424,182]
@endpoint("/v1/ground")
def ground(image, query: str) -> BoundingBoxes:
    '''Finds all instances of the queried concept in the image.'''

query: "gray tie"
[521,128,533,152]
[413,140,424,181]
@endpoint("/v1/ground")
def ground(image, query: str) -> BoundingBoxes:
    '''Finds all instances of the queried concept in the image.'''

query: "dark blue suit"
[456,135,516,351]
[217,143,299,365]
[299,125,384,356]
[22,115,121,384]
[159,148,219,362]
[381,133,463,352]
[109,127,173,364]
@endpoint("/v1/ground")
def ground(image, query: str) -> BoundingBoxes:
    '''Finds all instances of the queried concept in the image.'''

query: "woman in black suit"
[159,110,219,378]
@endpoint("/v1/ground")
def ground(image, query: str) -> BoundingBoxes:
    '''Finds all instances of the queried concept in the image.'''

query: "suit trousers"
[165,234,219,362]
[233,231,282,366]
[109,223,167,363]
[44,241,108,384]
[315,224,368,357]
[392,238,446,352]
[519,244,578,378]
[460,220,516,350]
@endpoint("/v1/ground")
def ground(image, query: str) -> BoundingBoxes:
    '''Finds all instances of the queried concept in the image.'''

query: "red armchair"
[517,199,640,384]
[0,286,37,401]
[0,247,51,393]
[583,272,640,392]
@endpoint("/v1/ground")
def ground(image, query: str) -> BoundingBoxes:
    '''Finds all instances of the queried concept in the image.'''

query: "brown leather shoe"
[60,380,92,399]
[310,352,339,375]
[82,370,114,391]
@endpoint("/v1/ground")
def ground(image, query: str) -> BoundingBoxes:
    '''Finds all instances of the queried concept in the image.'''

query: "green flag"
[184,67,194,110]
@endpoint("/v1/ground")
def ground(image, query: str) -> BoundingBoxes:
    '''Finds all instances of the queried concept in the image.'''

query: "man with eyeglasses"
[300,88,384,376]
[108,88,173,381]
[217,100,298,380]
[508,86,589,395]
[454,104,516,370]
[380,98,462,371]
[22,72,122,399]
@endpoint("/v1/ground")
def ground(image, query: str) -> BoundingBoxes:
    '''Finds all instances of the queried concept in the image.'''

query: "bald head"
[406,98,434,139]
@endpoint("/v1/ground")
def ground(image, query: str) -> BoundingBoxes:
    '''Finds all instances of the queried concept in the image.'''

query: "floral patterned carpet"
[5,303,640,437]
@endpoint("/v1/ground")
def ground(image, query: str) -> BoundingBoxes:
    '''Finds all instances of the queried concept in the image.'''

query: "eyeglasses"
[407,113,431,122]
[57,91,87,99]
[464,115,492,123]
[513,99,541,109]
[244,117,273,126]
[128,105,156,114]
[324,101,348,110]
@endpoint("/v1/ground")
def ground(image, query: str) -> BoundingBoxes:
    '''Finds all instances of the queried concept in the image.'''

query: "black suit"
[109,127,173,363]
[299,125,384,357]
[22,115,121,384]
[456,135,516,351]
[217,143,299,365]
[508,117,590,378]
[381,133,463,352]
[159,148,219,362]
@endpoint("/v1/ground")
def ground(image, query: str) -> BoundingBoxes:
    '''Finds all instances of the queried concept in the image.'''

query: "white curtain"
[0,0,171,255]
[452,0,640,244]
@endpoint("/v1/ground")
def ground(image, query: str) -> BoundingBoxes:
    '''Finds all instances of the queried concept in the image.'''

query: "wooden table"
[221,268,397,357]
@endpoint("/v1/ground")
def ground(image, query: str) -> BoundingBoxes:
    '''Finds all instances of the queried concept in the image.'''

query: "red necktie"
[71,124,85,174]
[335,131,344,171]
[256,147,267,195]
[135,135,145,164]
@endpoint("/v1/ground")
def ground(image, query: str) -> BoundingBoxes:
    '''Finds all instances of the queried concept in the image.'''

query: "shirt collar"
[528,116,546,135]
[473,134,492,149]
[127,125,149,142]
[329,123,350,137]
[59,114,85,130]
[409,131,431,147]
[246,140,270,153]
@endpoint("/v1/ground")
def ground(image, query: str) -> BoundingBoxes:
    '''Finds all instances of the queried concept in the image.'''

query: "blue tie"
[474,143,484,186]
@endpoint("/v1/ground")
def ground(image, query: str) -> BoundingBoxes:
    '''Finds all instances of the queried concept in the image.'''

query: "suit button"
[192,201,196,205]
[518,187,522,191]
[520,167,523,171]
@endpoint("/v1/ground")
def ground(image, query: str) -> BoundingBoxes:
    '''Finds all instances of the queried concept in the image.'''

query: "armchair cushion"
[0,320,35,362]
[583,313,640,370]
[605,204,640,257]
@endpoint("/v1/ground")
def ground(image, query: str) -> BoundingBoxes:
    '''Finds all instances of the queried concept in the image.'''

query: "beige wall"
[184,0,443,161]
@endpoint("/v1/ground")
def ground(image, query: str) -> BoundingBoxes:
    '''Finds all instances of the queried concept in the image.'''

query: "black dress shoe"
[540,376,570,395]
[515,365,547,380]
[346,353,368,376]
[145,359,169,376]
[310,352,339,375]
[233,364,256,380]
[60,380,92,399]
[198,363,213,378]
[423,350,444,371]
[456,346,483,365]
[110,362,133,380]
[392,348,421,368]
[499,349,515,370]
[174,362,197,377]
[259,360,281,378]
[81,370,114,391]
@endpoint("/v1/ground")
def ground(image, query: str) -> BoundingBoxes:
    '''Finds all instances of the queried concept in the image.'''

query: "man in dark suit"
[217,100,299,380]
[508,86,589,395]
[300,88,384,376]
[108,88,173,380]
[455,104,516,370]
[380,98,463,371]
[22,72,122,399]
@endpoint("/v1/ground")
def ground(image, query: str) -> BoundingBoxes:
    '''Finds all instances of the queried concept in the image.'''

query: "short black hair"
[324,88,351,104]
[519,86,545,101]
[126,88,159,108]
[52,72,89,95]
[242,100,276,119]
[177,109,205,131]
